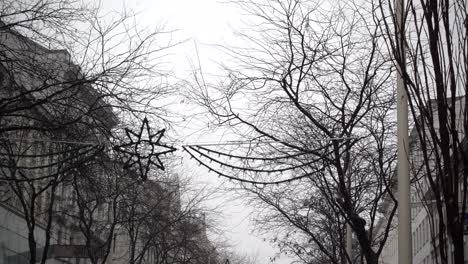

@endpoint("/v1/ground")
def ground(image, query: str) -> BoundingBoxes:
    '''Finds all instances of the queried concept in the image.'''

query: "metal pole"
[346,223,352,262]
[396,0,412,262]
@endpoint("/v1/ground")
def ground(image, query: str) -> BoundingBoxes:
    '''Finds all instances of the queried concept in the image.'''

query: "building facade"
[379,98,467,264]
[0,22,117,264]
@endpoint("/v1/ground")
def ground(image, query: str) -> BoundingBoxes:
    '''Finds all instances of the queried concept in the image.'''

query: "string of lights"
[187,145,323,173]
[192,145,307,161]
[181,136,362,147]
[183,145,326,185]
[0,136,101,146]
[0,145,103,182]
[0,129,362,184]
[0,143,98,158]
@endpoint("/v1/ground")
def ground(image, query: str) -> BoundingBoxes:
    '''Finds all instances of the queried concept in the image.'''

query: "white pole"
[396,0,412,262]
[346,223,352,262]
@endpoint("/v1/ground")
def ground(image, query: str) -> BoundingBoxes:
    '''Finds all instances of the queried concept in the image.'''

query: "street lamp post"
[395,0,412,262]
[346,223,352,262]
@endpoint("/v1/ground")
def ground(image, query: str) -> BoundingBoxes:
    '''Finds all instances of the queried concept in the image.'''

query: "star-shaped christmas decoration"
[114,117,176,180]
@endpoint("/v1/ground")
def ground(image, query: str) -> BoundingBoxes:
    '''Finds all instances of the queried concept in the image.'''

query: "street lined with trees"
[0,0,467,263]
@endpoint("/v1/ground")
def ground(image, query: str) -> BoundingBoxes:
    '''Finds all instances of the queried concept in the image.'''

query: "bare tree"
[0,0,180,263]
[118,176,196,264]
[185,0,397,263]
[378,0,468,262]
[70,157,127,264]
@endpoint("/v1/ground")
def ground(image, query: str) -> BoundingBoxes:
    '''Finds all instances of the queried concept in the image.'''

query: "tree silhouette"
[186,0,397,263]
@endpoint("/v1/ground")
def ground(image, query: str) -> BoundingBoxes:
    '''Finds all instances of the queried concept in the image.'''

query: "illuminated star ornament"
[114,117,176,180]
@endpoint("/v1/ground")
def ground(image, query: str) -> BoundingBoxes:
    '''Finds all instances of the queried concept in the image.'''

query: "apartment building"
[0,22,118,263]
[378,97,467,264]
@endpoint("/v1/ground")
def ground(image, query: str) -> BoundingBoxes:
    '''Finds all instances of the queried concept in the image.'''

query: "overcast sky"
[100,0,295,263]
